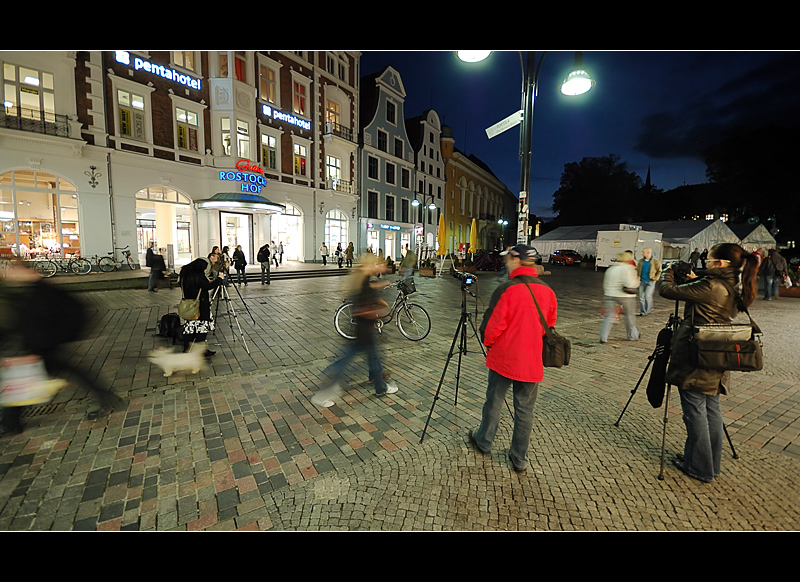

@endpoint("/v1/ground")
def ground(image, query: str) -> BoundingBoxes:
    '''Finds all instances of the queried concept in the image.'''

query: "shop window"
[324,209,348,249]
[2,62,55,119]
[293,143,307,176]
[173,51,197,72]
[0,170,80,259]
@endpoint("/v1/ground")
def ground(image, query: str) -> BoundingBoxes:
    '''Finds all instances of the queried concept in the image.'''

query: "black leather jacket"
[657,266,742,395]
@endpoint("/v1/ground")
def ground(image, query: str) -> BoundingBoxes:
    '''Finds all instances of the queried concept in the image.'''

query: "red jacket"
[479,266,558,383]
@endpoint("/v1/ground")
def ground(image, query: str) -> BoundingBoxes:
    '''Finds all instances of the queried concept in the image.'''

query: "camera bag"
[688,280,763,372]
[523,282,571,368]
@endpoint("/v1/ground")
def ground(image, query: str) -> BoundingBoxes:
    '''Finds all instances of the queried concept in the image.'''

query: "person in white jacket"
[599,251,640,343]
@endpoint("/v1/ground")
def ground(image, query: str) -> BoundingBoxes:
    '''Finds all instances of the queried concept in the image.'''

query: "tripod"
[211,281,254,355]
[420,280,486,444]
[614,300,739,480]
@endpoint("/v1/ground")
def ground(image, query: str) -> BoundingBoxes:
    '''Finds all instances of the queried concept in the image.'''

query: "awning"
[194,193,285,213]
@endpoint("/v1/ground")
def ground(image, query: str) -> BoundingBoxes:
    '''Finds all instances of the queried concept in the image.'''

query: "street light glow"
[456,51,491,63]
[560,68,595,95]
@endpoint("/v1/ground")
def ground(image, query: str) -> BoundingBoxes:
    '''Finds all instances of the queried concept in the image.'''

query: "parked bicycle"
[33,256,92,278]
[334,278,431,341]
[97,246,136,272]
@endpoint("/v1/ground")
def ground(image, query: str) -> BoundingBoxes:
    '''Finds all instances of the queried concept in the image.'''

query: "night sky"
[359,50,800,219]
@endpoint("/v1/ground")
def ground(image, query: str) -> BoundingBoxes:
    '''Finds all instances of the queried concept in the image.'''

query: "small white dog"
[148,343,206,377]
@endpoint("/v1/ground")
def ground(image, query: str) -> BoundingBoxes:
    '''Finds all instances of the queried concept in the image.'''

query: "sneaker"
[312,384,339,408]
[312,396,335,408]
[377,382,398,396]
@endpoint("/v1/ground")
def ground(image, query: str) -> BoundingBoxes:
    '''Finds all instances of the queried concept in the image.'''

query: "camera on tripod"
[452,268,476,287]
[670,261,695,284]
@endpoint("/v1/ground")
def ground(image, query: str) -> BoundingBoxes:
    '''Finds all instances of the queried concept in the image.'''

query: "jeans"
[473,369,539,469]
[678,388,723,482]
[318,335,388,395]
[236,268,246,285]
[260,262,270,284]
[148,269,159,291]
[599,296,639,342]
[763,275,779,300]
[402,267,414,281]
[639,280,655,315]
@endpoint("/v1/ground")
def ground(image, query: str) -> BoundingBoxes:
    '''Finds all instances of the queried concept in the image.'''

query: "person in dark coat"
[232,245,247,286]
[758,248,787,300]
[658,243,759,483]
[178,258,226,357]
[0,264,121,434]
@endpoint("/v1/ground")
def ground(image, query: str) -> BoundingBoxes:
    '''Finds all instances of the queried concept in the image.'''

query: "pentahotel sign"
[262,104,311,131]
[114,51,202,91]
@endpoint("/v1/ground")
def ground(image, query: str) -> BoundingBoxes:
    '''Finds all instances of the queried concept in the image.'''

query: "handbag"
[523,283,571,368]
[0,355,66,407]
[178,289,202,321]
[688,280,763,372]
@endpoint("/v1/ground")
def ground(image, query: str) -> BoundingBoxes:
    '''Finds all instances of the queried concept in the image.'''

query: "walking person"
[399,244,416,281]
[257,242,271,285]
[272,241,279,268]
[346,242,354,268]
[467,245,558,473]
[759,248,787,300]
[232,245,247,286]
[320,242,329,266]
[336,243,344,268]
[178,258,226,358]
[658,243,759,483]
[311,261,399,408]
[599,251,640,343]
[636,247,662,316]
[146,243,166,292]
[278,241,284,265]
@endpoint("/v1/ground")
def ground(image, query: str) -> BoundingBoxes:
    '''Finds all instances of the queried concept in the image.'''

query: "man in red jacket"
[468,244,558,473]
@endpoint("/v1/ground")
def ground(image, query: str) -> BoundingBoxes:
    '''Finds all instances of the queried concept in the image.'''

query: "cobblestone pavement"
[1,265,798,530]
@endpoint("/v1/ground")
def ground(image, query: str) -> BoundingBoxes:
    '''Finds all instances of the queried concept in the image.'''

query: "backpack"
[257,245,270,263]
[158,313,183,344]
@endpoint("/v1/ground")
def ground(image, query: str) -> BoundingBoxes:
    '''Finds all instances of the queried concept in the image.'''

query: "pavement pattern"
[1,264,798,531]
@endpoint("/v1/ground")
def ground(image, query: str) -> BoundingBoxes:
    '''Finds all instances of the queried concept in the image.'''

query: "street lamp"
[497,218,509,248]
[412,192,438,264]
[457,51,595,244]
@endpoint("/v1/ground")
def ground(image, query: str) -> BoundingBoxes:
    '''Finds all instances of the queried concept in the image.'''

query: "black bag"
[688,280,764,372]
[398,278,416,295]
[523,283,570,368]
[257,245,270,263]
[158,313,183,344]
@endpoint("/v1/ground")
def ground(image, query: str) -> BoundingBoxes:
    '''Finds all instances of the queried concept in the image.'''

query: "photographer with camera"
[468,244,558,473]
[657,243,759,483]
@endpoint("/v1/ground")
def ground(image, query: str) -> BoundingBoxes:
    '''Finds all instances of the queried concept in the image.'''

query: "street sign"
[485,110,523,139]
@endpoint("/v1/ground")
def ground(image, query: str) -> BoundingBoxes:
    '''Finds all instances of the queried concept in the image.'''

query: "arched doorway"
[270,203,303,262]
[135,185,193,267]
[0,169,80,259]
[324,208,348,251]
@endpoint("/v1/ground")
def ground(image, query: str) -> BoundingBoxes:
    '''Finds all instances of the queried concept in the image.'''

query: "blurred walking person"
[599,251,640,343]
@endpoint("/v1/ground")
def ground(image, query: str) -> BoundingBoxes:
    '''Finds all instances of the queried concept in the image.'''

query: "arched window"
[0,170,79,259]
[324,208,349,249]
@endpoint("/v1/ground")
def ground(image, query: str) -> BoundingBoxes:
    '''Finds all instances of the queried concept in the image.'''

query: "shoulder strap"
[521,282,553,338]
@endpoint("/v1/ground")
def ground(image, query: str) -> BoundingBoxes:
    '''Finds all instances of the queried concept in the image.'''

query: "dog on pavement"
[148,342,206,377]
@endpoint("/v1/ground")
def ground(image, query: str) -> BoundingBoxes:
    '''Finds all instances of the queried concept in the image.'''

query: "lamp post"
[497,218,509,248]
[412,191,437,265]
[457,51,595,245]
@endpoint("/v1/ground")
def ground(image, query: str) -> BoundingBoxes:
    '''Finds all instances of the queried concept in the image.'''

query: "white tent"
[532,220,741,263]
[728,223,777,252]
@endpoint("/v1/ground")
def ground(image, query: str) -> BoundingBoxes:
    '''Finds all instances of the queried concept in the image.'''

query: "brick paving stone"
[1,268,799,530]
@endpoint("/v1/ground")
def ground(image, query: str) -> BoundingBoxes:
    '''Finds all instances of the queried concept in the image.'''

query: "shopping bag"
[0,355,66,407]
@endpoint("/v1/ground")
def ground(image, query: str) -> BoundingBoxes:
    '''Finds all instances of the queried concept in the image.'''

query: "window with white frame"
[261,133,278,171]
[326,155,342,181]
[367,156,379,180]
[176,107,199,152]
[2,63,55,119]
[221,117,231,155]
[173,51,197,72]
[234,51,247,83]
[386,101,396,124]
[293,80,307,116]
[118,88,146,140]
[294,143,307,176]
[326,99,340,127]
[386,162,396,185]
[259,63,277,104]
[237,119,250,159]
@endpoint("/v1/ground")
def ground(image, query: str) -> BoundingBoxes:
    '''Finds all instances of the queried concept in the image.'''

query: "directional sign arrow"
[485,110,523,139]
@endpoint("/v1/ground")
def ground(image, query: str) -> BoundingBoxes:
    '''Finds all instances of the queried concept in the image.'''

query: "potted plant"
[419,257,436,278]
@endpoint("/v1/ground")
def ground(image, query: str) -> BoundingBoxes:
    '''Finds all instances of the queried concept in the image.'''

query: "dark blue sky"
[359,50,799,219]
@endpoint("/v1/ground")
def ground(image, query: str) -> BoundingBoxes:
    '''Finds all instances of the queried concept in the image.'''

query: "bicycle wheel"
[34,260,57,278]
[125,256,136,270]
[98,257,116,272]
[71,258,92,275]
[334,302,358,340]
[396,303,431,341]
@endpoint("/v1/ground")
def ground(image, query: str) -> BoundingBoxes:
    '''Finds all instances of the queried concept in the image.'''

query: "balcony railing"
[1,106,71,138]
[324,121,354,143]
[325,177,355,194]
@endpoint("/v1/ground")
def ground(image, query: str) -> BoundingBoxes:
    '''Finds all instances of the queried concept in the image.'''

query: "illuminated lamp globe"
[560,69,595,96]
[457,51,491,63]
